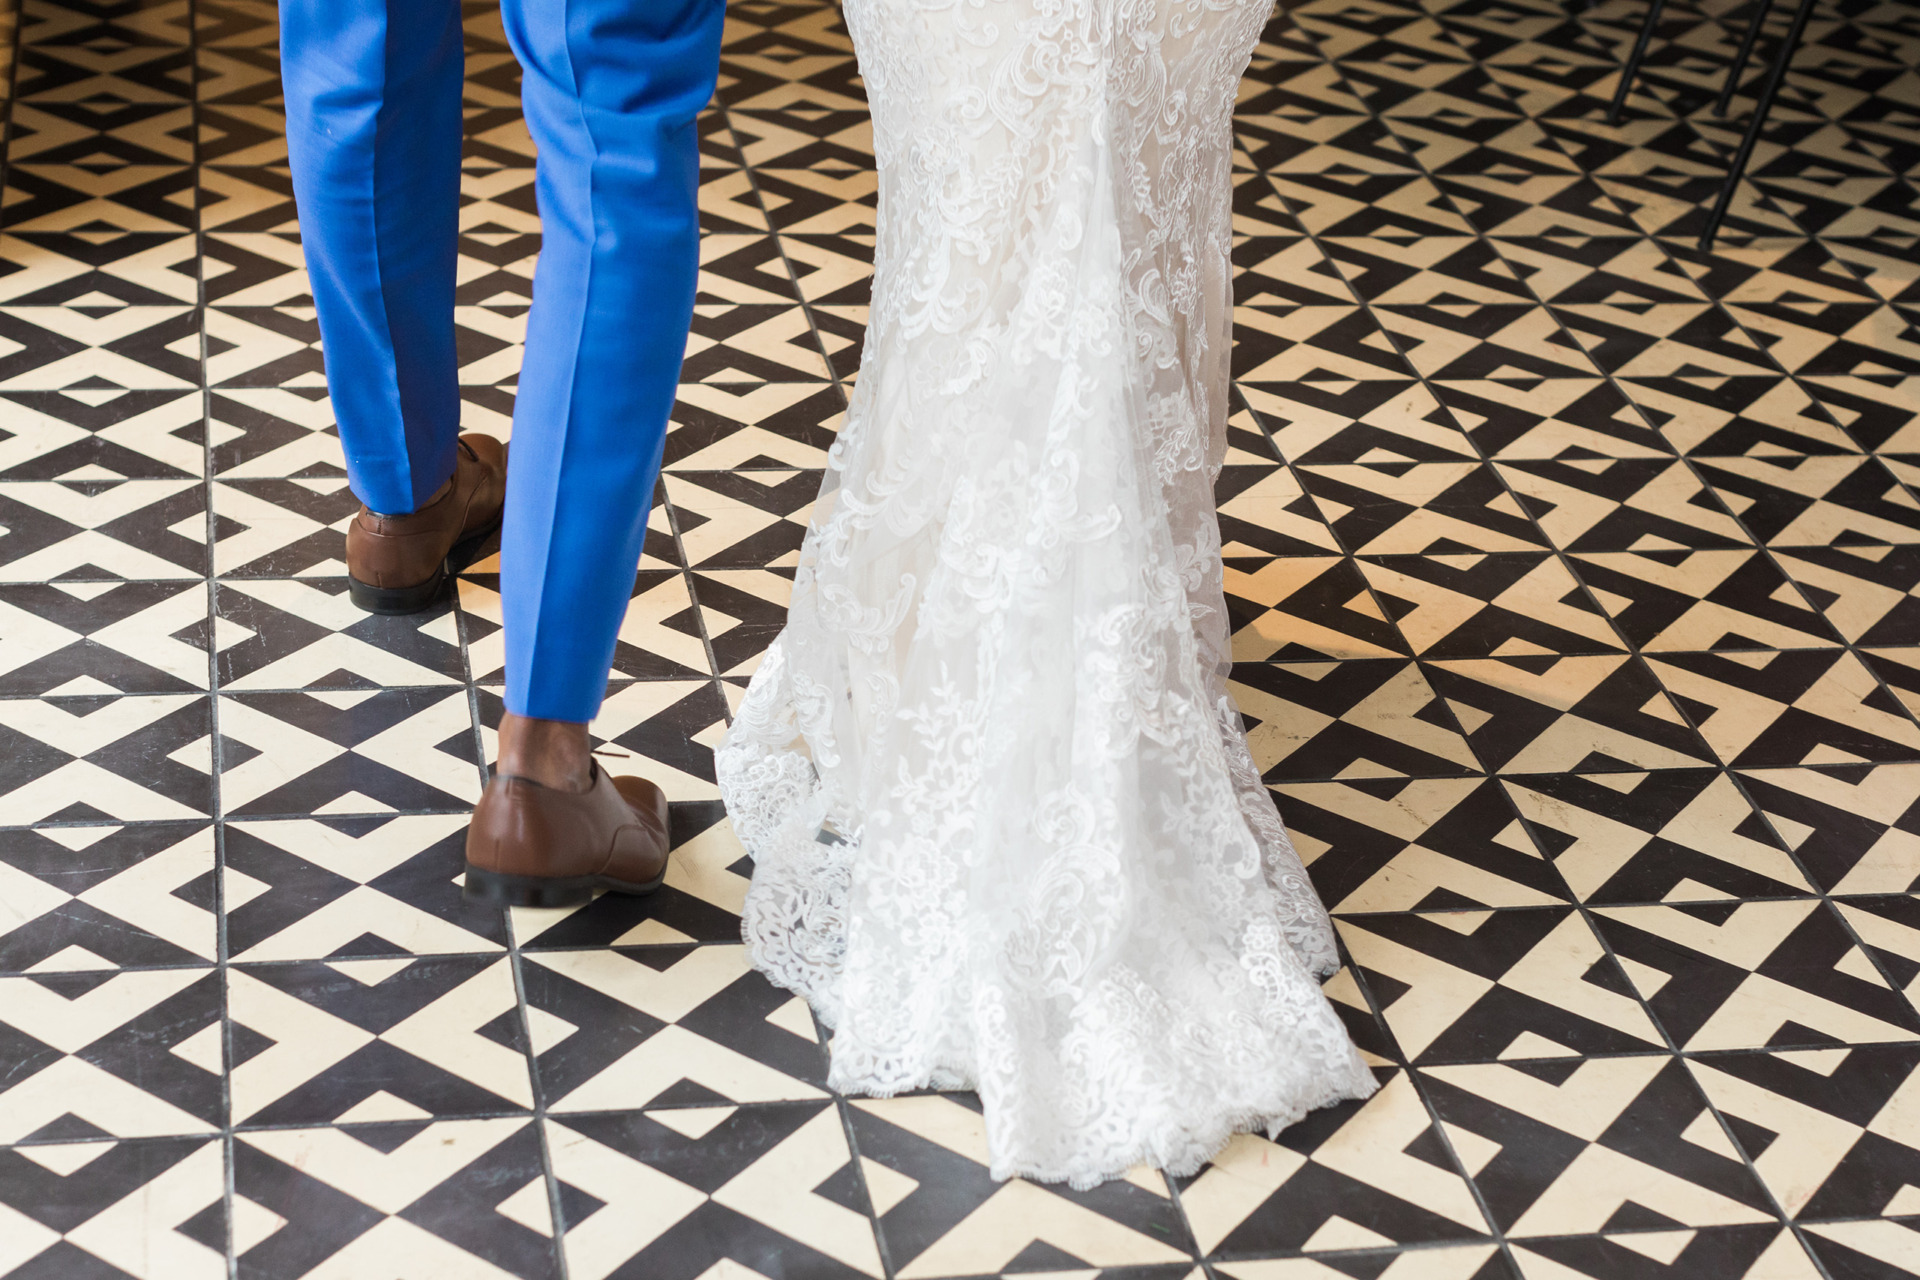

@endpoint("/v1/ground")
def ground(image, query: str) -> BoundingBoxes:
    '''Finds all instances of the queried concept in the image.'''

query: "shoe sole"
[462,863,669,908]
[347,514,502,616]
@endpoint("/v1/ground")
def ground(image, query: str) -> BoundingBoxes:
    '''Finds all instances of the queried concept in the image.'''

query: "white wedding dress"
[715,0,1377,1187]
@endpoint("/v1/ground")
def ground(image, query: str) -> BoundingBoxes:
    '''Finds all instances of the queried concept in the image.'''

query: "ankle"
[367,475,453,520]
[496,712,593,794]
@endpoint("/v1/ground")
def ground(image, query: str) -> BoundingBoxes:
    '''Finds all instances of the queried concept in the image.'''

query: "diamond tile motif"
[223,815,506,961]
[1226,556,1405,661]
[1180,1068,1494,1258]
[0,821,216,972]
[1282,776,1567,914]
[214,579,463,691]
[1697,456,1920,549]
[5,0,1920,1272]
[0,966,222,1142]
[0,479,207,580]
[1341,906,1668,1063]
[1495,458,1751,552]
[852,1093,1195,1276]
[1235,660,1480,781]
[1502,769,1816,904]
[1688,1045,1920,1221]
[227,955,531,1126]
[217,688,480,817]
[234,1119,557,1279]
[0,693,212,824]
[0,580,210,694]
[1424,654,1714,773]
[1570,549,1845,652]
[1358,553,1626,656]
[1737,764,1920,894]
[520,943,825,1114]
[1646,649,1920,767]
[1591,900,1920,1051]
[549,1102,882,1280]
[1419,1056,1776,1236]
[1296,462,1547,554]
[1509,1227,1821,1280]
[0,1136,226,1280]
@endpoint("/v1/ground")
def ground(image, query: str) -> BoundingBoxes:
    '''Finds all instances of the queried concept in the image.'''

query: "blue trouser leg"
[498,0,724,722]
[280,0,464,516]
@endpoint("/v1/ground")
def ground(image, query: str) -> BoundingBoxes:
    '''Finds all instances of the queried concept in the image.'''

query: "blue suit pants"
[281,0,723,722]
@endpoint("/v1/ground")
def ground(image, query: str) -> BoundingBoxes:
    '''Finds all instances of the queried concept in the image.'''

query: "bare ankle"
[496,711,593,794]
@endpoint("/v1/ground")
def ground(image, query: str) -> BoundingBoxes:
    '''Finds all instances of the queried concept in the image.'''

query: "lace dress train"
[715,0,1377,1188]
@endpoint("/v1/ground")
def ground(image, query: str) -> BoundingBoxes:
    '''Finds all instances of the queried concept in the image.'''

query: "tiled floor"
[0,0,1918,1275]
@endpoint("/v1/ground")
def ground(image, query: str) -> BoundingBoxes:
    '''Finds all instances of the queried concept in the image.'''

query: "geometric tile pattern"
[3,0,1920,1274]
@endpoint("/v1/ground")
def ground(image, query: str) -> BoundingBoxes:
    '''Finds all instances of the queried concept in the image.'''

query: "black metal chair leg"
[1697,0,1818,251]
[1715,0,1777,116]
[1609,0,1670,124]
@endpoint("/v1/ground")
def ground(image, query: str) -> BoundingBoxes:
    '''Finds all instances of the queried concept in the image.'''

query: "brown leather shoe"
[463,762,672,907]
[346,434,506,615]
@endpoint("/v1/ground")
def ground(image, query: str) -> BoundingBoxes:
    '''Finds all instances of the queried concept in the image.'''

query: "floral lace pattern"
[716,0,1377,1188]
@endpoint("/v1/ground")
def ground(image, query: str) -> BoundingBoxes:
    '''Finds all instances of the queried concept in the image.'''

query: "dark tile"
[1340,908,1666,1061]
[550,1103,881,1279]
[852,1093,1200,1272]
[0,1135,225,1275]
[0,822,215,972]
[1424,653,1715,773]
[521,943,826,1112]
[0,967,223,1139]
[1237,659,1479,780]
[1421,1055,1778,1235]
[0,693,214,824]
[1503,768,1816,905]
[217,688,480,817]
[0,581,210,695]
[1362,552,1626,656]
[1689,1044,1920,1221]
[1592,900,1920,1051]
[236,1119,558,1279]
[228,955,531,1126]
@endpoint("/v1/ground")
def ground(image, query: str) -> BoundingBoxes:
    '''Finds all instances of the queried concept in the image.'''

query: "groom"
[280,0,725,905]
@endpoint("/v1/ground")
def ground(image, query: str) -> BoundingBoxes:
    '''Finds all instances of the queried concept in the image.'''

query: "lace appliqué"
[716,0,1377,1189]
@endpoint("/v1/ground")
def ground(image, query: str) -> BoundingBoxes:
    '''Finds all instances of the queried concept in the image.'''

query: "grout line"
[706,50,906,1273]
[507,934,574,1280]
[180,0,242,1268]
[715,102,860,414]
[659,497,728,724]
[833,1093,901,1280]
[450,25,575,1277]
[1320,910,1519,1265]
[680,100,854,729]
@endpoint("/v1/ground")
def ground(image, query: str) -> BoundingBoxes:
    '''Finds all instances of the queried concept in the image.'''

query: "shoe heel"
[446,512,502,574]
[348,565,448,615]
[462,865,597,908]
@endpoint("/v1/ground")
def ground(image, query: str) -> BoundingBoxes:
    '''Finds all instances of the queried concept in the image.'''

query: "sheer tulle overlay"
[715,0,1378,1187]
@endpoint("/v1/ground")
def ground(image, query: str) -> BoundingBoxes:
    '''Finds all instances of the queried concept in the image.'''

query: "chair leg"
[1697,0,1818,251]
[1715,0,1777,116]
[1608,0,1671,124]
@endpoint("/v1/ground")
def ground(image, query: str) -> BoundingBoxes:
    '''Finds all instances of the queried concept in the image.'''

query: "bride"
[715,0,1376,1188]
